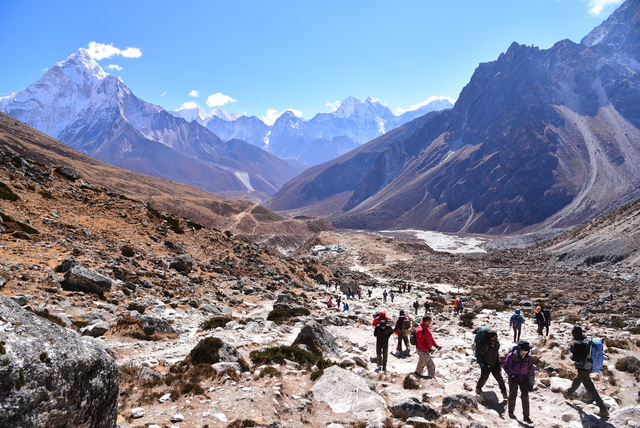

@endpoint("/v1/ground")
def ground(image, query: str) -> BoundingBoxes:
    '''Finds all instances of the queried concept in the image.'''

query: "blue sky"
[0,0,623,124]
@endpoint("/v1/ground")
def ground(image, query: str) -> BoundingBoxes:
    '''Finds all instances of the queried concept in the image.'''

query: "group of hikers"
[370,304,609,423]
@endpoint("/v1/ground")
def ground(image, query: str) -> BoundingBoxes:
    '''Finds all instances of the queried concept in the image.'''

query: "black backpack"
[542,309,551,326]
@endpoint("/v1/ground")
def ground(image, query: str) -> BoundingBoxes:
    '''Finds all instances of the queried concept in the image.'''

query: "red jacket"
[415,322,438,352]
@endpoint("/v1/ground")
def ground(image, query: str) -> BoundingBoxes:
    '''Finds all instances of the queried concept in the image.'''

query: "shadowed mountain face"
[267,0,640,235]
[0,50,302,199]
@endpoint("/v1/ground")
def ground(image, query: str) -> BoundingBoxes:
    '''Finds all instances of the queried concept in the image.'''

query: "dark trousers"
[376,341,389,369]
[536,323,549,336]
[512,326,521,343]
[477,365,506,393]
[508,377,530,418]
[568,369,607,409]
[397,333,409,354]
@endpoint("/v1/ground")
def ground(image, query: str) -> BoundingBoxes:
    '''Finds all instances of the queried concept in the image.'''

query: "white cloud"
[86,41,142,60]
[107,64,123,71]
[206,92,237,107]
[395,96,456,114]
[179,101,199,110]
[324,101,341,112]
[189,90,200,97]
[160,92,167,97]
[586,0,623,17]
[261,108,302,126]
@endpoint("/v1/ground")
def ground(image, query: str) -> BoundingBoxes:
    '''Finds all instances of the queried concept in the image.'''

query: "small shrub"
[479,302,510,312]
[120,245,135,258]
[39,191,55,200]
[403,373,420,389]
[266,307,310,322]
[227,420,256,428]
[189,337,224,365]
[258,366,282,378]
[0,182,19,201]
[29,310,66,327]
[603,338,630,350]
[615,356,640,374]
[200,317,233,330]
[249,345,334,370]
[459,311,476,328]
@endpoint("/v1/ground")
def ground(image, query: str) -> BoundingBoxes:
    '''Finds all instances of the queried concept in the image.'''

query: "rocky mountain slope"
[0,112,334,252]
[2,130,639,427]
[0,50,302,200]
[267,0,640,237]
[172,96,453,166]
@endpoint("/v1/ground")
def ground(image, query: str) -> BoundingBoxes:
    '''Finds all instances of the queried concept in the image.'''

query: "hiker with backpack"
[564,325,609,417]
[373,319,394,372]
[509,309,525,343]
[453,297,463,315]
[413,315,442,379]
[503,340,535,424]
[372,311,389,327]
[474,328,508,400]
[393,310,411,357]
[423,299,430,315]
[413,299,420,315]
[534,306,547,336]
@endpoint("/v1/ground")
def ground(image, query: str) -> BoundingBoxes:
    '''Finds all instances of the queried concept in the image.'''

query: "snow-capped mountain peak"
[55,48,109,84]
[333,96,363,118]
[211,107,239,121]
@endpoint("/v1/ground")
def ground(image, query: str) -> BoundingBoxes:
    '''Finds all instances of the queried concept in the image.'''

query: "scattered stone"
[61,265,112,294]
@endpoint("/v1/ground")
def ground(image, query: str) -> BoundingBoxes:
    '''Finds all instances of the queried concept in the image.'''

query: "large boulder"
[273,293,305,310]
[169,254,193,273]
[61,266,112,294]
[0,295,119,427]
[292,320,340,356]
[309,366,386,420]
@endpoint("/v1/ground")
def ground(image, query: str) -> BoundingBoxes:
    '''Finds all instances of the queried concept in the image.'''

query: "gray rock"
[169,254,193,273]
[54,165,80,181]
[0,275,8,289]
[62,266,112,294]
[292,320,340,356]
[273,293,304,309]
[81,321,110,337]
[139,316,176,337]
[610,405,640,427]
[388,397,441,420]
[0,295,119,428]
[127,300,147,314]
[310,366,386,420]
[212,362,242,372]
[322,314,350,326]
[441,393,478,414]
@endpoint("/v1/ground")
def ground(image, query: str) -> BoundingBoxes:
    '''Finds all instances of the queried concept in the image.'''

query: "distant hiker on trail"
[424,299,430,315]
[390,292,395,302]
[373,319,394,372]
[326,297,334,308]
[413,315,442,379]
[503,340,535,424]
[372,311,389,327]
[407,283,412,293]
[509,309,525,343]
[564,326,609,417]
[475,328,508,400]
[413,299,420,315]
[336,295,341,308]
[393,310,411,357]
[342,301,349,311]
[368,289,372,298]
[383,289,388,303]
[453,297,463,315]
[534,306,547,336]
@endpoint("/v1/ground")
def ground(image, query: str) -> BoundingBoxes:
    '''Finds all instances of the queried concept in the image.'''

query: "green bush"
[459,311,476,328]
[266,307,310,322]
[200,317,233,330]
[249,345,334,370]
[120,245,135,258]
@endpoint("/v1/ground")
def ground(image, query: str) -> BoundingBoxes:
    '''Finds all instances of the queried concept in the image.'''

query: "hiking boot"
[562,389,574,399]
[475,386,482,395]
[508,413,516,419]
[523,416,533,424]
[597,408,609,418]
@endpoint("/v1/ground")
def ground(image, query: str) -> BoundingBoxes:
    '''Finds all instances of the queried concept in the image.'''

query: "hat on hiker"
[571,325,585,340]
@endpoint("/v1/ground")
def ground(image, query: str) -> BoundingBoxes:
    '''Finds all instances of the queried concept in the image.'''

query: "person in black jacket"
[373,320,394,372]
[564,326,609,417]
[393,310,411,357]
[475,329,507,400]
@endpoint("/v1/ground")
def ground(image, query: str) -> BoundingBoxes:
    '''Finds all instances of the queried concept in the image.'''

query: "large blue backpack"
[583,338,604,372]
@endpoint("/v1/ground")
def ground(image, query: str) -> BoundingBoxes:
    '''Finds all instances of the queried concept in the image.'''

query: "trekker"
[534,306,547,336]
[413,299,420,315]
[373,319,394,372]
[475,329,508,400]
[414,315,442,379]
[509,309,525,343]
[453,297,463,315]
[564,326,609,417]
[423,299,430,315]
[390,292,395,302]
[372,311,389,327]
[326,297,334,308]
[503,340,535,423]
[393,310,411,357]
[383,289,388,303]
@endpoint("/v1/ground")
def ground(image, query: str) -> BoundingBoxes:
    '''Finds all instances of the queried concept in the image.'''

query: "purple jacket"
[503,351,535,384]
